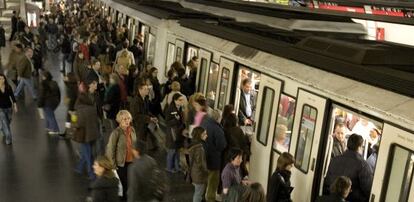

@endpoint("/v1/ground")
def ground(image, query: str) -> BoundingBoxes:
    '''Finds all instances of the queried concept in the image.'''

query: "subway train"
[95,0,414,201]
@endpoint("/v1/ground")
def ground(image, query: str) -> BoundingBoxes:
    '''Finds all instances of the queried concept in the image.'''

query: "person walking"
[0,73,17,145]
[38,71,61,135]
[90,156,120,202]
[14,47,37,101]
[9,11,17,41]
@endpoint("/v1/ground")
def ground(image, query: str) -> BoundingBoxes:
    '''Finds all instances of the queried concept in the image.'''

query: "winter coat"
[332,137,346,158]
[164,103,185,149]
[200,115,227,170]
[267,169,293,202]
[17,56,32,79]
[127,154,158,202]
[73,57,89,82]
[129,95,152,141]
[188,142,208,184]
[224,126,250,158]
[74,92,99,143]
[106,127,137,168]
[91,176,120,202]
[38,79,61,110]
[325,150,373,202]
[104,84,121,120]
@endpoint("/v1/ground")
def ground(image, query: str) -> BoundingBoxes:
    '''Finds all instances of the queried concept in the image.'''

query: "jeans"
[193,183,206,202]
[14,78,37,99]
[206,170,220,202]
[43,107,59,132]
[0,108,13,144]
[166,149,180,171]
[76,143,94,179]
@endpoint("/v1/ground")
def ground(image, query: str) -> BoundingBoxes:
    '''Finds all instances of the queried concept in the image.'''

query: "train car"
[95,0,414,201]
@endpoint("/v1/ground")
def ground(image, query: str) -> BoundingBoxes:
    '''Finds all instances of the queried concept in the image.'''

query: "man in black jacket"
[9,11,17,41]
[325,134,373,202]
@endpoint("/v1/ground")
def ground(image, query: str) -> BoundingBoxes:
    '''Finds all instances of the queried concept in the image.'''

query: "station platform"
[0,43,193,202]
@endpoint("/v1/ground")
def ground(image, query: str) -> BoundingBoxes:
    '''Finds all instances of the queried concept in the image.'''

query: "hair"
[242,78,252,87]
[176,67,186,78]
[275,124,288,141]
[95,156,115,178]
[211,109,221,123]
[334,123,346,130]
[134,140,147,155]
[222,104,234,119]
[223,113,238,128]
[241,182,265,202]
[167,69,176,79]
[191,56,198,61]
[192,126,206,143]
[133,38,138,45]
[170,61,184,71]
[42,70,53,81]
[172,93,183,104]
[116,110,132,124]
[171,81,181,91]
[189,92,204,105]
[329,176,352,198]
[122,41,129,49]
[347,134,364,151]
[228,148,243,162]
[136,79,148,91]
[0,73,11,89]
[148,67,158,78]
[194,97,207,112]
[276,152,294,170]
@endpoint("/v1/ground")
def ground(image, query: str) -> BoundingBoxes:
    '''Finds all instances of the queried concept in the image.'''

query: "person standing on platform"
[267,152,295,202]
[106,110,137,201]
[0,73,17,145]
[9,11,17,41]
[90,156,120,202]
[188,126,208,202]
[38,71,61,135]
[14,47,37,101]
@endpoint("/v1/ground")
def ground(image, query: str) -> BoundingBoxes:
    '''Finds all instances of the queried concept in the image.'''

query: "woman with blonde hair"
[106,110,137,200]
[90,156,120,202]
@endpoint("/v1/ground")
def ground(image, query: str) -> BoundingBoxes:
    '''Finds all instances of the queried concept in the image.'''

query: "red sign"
[318,4,365,13]
[376,28,385,41]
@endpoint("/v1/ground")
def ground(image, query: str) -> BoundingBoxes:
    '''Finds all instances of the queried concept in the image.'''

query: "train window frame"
[381,144,414,202]
[256,87,275,146]
[272,93,296,154]
[205,62,220,108]
[199,58,208,94]
[218,67,230,110]
[294,104,318,174]
[165,42,176,76]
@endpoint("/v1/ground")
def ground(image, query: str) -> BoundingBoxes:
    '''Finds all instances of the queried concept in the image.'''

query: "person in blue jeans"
[0,73,17,145]
[14,47,37,100]
[38,71,61,135]
[188,127,208,202]
[74,80,100,180]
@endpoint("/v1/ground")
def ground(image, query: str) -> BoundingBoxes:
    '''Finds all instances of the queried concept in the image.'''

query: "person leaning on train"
[238,78,256,126]
[325,134,373,202]
[331,123,347,158]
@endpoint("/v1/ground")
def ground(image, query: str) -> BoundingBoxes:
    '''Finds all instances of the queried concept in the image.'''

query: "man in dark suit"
[9,11,17,41]
[331,123,347,158]
[238,78,255,126]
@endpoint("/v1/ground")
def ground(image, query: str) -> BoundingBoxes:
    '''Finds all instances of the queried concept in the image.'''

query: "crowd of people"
[0,1,377,202]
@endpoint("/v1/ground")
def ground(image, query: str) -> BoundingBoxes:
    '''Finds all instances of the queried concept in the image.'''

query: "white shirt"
[244,92,252,117]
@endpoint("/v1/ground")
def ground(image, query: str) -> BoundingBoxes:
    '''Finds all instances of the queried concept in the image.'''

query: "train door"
[215,57,235,111]
[249,75,282,192]
[289,89,327,202]
[317,105,383,200]
[371,124,414,202]
[196,49,211,94]
[175,40,185,64]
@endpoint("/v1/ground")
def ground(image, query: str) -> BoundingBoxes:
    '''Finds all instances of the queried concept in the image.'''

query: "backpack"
[117,50,132,69]
[149,164,168,200]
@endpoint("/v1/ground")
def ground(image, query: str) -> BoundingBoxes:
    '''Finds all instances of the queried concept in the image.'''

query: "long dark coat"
[75,92,99,143]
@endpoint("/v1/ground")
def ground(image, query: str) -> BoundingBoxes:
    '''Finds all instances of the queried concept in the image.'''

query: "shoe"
[48,131,60,135]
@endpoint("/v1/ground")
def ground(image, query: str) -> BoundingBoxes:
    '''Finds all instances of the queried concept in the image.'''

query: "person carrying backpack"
[128,140,168,202]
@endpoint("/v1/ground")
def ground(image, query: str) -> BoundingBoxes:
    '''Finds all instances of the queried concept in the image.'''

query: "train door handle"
[311,158,316,171]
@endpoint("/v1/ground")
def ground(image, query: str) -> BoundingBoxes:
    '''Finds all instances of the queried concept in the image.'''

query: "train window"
[176,47,182,63]
[273,94,296,153]
[218,68,230,110]
[328,106,383,160]
[198,59,208,97]
[206,62,219,108]
[256,87,275,146]
[165,43,176,76]
[295,105,317,173]
[146,33,156,67]
[382,145,414,202]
